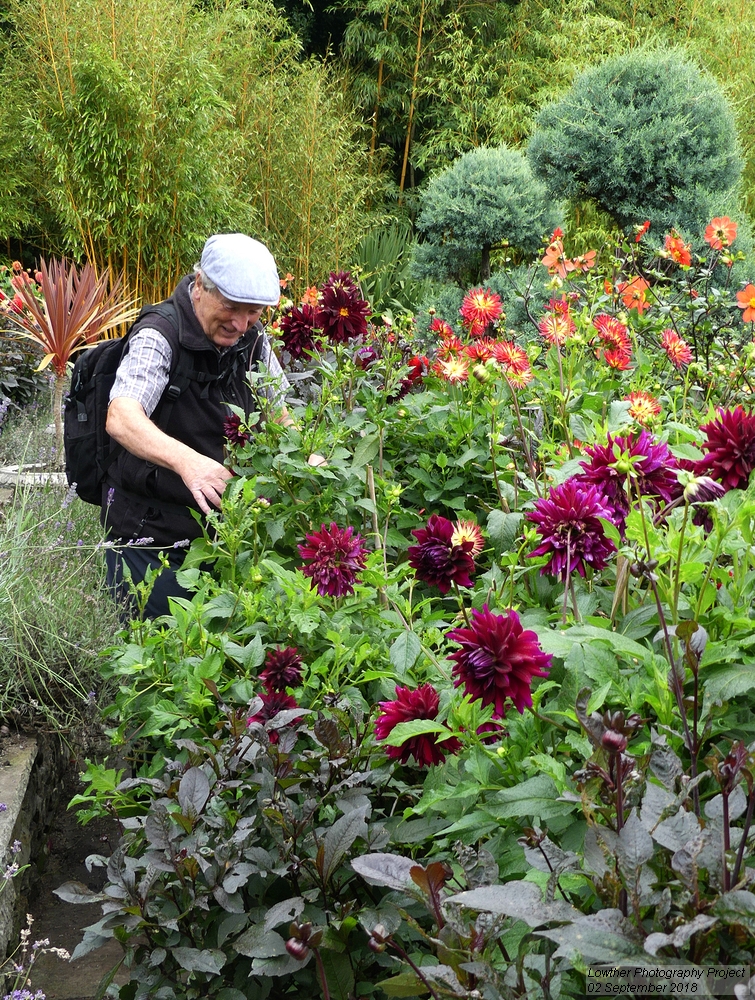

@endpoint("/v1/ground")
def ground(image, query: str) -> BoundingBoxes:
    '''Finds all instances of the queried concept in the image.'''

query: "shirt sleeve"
[109,329,173,418]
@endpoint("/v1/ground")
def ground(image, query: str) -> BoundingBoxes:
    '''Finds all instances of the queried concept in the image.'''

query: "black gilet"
[102,274,264,547]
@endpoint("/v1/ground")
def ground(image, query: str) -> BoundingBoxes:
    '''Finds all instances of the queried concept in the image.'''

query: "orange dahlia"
[618,276,651,314]
[736,284,755,324]
[660,328,692,367]
[625,391,661,425]
[432,356,469,384]
[492,341,533,386]
[460,287,502,337]
[704,216,737,251]
[664,232,691,267]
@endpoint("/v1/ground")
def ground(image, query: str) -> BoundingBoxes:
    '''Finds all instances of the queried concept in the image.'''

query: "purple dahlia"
[374,684,461,767]
[279,303,316,359]
[575,430,679,528]
[298,522,367,598]
[223,412,250,445]
[447,606,552,718]
[527,480,617,579]
[408,514,476,594]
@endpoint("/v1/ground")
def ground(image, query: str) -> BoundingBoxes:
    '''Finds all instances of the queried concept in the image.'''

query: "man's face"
[193,276,265,349]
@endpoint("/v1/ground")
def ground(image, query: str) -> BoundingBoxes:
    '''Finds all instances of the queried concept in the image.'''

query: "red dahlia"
[527,480,617,580]
[460,287,503,337]
[660,328,692,368]
[447,606,552,717]
[260,646,304,692]
[374,684,461,767]
[298,522,368,598]
[247,691,299,743]
[408,514,476,594]
[279,303,316,359]
[223,412,251,445]
[698,407,755,491]
[314,271,370,344]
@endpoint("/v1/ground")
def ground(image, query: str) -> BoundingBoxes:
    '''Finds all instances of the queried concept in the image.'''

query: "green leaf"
[352,433,380,468]
[381,719,456,747]
[448,881,579,926]
[319,949,356,1000]
[233,925,287,959]
[320,806,369,883]
[486,774,575,822]
[389,631,421,676]
[712,890,755,933]
[378,971,429,997]
[486,510,524,553]
[703,663,755,715]
[171,947,226,974]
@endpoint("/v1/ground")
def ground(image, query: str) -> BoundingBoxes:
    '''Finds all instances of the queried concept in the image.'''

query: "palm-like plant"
[2,258,139,465]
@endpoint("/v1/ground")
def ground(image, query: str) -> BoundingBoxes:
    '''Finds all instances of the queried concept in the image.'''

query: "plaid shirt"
[109,327,290,417]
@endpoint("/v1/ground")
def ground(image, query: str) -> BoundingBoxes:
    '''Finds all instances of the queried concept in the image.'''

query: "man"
[103,233,289,618]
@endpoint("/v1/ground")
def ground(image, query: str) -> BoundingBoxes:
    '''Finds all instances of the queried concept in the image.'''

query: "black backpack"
[64,302,192,505]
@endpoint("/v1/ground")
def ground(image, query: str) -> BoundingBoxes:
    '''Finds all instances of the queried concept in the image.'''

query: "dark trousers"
[105,545,193,620]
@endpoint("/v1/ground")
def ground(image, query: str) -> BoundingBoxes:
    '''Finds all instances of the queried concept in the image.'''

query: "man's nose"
[231,312,252,332]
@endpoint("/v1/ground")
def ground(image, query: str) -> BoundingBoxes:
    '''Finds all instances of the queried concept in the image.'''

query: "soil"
[25,776,127,1000]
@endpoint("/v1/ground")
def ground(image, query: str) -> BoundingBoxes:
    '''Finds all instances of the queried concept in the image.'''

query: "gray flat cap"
[200,233,280,305]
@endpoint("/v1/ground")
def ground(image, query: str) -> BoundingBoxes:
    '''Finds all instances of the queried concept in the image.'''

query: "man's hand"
[107,397,232,514]
[174,452,233,514]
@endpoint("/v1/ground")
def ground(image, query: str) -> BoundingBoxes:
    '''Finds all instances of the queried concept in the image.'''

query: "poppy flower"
[447,606,552,718]
[618,276,651,314]
[298,522,368,598]
[527,480,617,579]
[660,328,692,368]
[375,684,461,767]
[408,513,476,593]
[736,285,755,324]
[315,271,370,344]
[704,217,737,251]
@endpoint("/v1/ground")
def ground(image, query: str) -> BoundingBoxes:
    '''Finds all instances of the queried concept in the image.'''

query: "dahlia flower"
[575,430,679,526]
[664,233,691,267]
[408,513,476,593]
[464,339,496,363]
[660,328,692,368]
[571,250,597,272]
[618,276,651,314]
[260,646,304,692]
[436,334,464,359]
[447,606,552,717]
[374,684,461,767]
[704,216,737,251]
[279,303,316,359]
[492,341,533,386]
[432,356,469,384]
[314,271,370,344]
[593,313,632,370]
[527,480,617,579]
[430,317,455,339]
[625,391,661,425]
[538,308,576,347]
[223,412,251,445]
[698,407,755,491]
[460,287,503,337]
[542,238,573,280]
[736,285,755,324]
[634,220,651,243]
[451,519,485,558]
[298,522,368,598]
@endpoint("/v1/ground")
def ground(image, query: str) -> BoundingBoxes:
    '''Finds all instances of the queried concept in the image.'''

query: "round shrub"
[411,145,563,286]
[527,49,742,236]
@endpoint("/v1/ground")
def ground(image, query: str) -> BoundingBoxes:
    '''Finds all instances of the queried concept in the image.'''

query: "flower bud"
[601,730,628,755]
[285,938,310,961]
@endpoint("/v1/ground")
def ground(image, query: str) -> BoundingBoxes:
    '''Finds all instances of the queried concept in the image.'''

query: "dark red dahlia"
[408,514,476,594]
[298,522,368,598]
[698,407,755,492]
[374,684,461,767]
[354,344,379,369]
[260,646,303,692]
[223,412,250,445]
[314,271,370,344]
[247,691,299,743]
[279,303,316,359]
[527,480,617,579]
[447,606,552,718]
[575,431,679,528]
